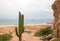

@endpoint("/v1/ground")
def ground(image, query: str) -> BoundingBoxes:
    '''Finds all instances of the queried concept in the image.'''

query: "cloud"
[0,0,55,19]
[21,0,54,13]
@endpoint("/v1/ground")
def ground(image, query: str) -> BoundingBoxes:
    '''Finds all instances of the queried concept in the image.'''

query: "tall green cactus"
[15,12,24,41]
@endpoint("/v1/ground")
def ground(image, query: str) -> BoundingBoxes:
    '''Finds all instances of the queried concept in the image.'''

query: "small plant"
[34,27,53,36]
[0,34,12,41]
[15,12,24,41]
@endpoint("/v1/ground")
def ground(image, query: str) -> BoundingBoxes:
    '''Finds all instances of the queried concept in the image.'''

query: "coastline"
[0,24,53,41]
[0,24,53,30]
[0,24,53,29]
[0,24,53,26]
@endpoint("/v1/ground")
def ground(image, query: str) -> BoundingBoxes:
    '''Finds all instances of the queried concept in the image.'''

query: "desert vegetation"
[34,26,53,41]
[34,26,53,36]
[0,34,12,41]
[15,12,24,41]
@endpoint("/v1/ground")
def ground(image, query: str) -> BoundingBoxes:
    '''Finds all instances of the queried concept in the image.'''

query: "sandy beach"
[0,24,53,41]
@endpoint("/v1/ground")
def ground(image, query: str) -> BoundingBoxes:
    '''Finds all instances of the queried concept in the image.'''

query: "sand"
[0,24,53,41]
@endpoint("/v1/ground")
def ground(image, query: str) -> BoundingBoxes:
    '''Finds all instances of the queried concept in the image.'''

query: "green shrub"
[34,27,53,36]
[0,34,12,41]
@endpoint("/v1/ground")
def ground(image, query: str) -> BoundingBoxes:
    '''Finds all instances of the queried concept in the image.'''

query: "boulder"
[45,34,52,40]
[50,38,59,41]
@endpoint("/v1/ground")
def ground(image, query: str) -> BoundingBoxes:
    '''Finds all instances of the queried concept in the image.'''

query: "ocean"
[0,19,53,25]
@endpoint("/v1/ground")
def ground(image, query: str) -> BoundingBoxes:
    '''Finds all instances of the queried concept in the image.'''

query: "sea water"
[0,19,53,25]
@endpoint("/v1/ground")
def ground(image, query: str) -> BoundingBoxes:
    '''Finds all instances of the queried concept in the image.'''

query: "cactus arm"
[19,12,21,34]
[15,27,19,37]
[21,15,24,33]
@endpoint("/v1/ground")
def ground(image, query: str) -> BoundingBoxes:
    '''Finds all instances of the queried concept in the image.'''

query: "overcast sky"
[0,0,55,19]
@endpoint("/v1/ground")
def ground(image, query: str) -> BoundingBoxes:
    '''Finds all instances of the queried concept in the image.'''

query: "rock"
[39,35,46,40]
[45,34,52,40]
[50,38,59,41]
[52,0,60,37]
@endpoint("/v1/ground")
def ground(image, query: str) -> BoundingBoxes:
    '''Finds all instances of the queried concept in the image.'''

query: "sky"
[0,0,55,19]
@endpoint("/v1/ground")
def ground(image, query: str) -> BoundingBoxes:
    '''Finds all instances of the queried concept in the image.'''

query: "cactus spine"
[15,12,24,41]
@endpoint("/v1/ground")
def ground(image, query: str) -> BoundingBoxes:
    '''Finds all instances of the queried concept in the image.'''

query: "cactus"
[15,12,24,41]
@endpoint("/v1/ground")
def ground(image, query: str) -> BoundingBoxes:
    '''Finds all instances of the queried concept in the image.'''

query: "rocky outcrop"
[52,0,60,37]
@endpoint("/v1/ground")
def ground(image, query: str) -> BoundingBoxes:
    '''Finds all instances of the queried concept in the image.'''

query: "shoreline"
[0,23,53,26]
[0,24,53,28]
[0,23,53,27]
[0,24,53,41]
[0,24,53,25]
